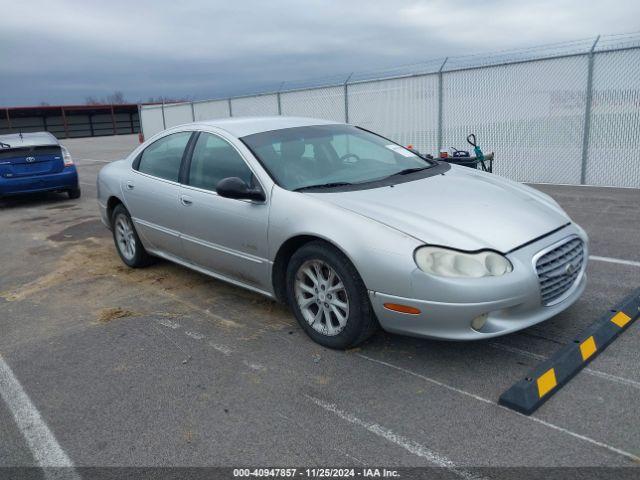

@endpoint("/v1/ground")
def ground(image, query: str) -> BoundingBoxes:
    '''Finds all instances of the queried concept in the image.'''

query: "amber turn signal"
[383,303,421,315]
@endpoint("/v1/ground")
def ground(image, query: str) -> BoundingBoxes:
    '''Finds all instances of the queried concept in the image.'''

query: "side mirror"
[216,177,265,202]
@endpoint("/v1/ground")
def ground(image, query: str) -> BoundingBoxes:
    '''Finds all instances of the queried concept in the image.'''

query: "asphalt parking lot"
[1,134,639,474]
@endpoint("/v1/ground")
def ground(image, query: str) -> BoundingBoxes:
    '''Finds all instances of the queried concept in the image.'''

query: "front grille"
[535,237,584,306]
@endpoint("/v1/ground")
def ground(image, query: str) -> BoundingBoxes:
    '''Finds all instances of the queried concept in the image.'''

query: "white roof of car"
[0,131,60,148]
[193,116,340,137]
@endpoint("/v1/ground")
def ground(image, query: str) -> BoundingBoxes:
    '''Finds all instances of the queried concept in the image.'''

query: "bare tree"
[85,91,128,105]
[85,96,103,105]
[106,91,127,104]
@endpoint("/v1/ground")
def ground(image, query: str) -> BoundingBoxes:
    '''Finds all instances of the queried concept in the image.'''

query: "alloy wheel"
[294,259,349,336]
[115,214,136,261]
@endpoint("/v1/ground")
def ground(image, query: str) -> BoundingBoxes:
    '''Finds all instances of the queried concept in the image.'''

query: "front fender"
[268,187,422,296]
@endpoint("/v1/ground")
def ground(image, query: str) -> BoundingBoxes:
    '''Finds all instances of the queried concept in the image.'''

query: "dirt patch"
[97,307,138,323]
[0,237,246,330]
[0,233,303,336]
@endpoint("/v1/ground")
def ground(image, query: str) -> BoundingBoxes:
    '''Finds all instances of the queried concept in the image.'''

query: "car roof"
[0,131,60,148]
[192,116,341,138]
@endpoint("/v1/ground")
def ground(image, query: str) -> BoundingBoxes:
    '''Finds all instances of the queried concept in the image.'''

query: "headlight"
[414,246,513,278]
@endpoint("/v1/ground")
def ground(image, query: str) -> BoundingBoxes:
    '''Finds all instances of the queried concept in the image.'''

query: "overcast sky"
[2,0,639,106]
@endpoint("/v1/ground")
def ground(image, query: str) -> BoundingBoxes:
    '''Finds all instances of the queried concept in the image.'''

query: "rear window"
[0,145,61,160]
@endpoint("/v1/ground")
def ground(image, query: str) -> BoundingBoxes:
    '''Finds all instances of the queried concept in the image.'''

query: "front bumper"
[369,225,588,340]
[0,167,78,196]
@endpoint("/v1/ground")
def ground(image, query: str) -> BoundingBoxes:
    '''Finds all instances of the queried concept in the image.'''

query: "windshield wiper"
[294,182,354,192]
[0,141,10,149]
[393,167,429,176]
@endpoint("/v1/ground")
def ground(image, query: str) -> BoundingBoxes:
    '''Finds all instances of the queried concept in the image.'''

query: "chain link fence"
[140,33,640,188]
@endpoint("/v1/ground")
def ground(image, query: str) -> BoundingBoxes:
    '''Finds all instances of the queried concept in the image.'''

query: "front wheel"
[286,241,378,349]
[111,204,154,268]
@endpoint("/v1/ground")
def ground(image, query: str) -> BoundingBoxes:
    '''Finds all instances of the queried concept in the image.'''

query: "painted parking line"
[0,355,79,479]
[589,255,640,268]
[305,395,485,480]
[488,342,640,391]
[356,353,640,463]
[76,158,114,164]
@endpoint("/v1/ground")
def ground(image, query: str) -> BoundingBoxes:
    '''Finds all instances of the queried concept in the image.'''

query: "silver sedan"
[97,117,588,349]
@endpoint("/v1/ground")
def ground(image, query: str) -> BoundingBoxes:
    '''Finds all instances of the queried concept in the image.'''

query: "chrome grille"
[535,237,584,306]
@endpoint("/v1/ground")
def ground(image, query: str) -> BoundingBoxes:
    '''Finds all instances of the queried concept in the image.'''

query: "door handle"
[125,181,135,190]
[180,195,193,206]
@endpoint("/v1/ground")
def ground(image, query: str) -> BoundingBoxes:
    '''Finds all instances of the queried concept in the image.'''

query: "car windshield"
[241,124,435,191]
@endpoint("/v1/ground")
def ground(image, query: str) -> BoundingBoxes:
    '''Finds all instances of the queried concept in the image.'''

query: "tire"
[67,187,81,199]
[111,204,154,268]
[285,241,378,349]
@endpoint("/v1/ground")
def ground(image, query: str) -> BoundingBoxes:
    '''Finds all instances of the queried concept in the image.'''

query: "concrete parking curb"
[499,288,640,415]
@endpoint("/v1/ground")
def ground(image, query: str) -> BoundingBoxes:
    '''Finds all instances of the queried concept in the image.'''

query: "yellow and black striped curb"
[499,288,640,415]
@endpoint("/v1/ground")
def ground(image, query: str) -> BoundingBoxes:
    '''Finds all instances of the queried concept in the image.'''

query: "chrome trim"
[147,248,274,298]
[130,169,182,187]
[180,233,265,264]
[134,217,266,264]
[132,217,180,237]
[531,234,587,307]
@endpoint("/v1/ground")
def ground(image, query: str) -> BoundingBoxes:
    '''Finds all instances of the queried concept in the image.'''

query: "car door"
[178,131,271,291]
[123,130,193,256]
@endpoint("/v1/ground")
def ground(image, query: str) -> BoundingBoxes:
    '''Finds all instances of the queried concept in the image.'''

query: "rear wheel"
[111,204,154,267]
[286,241,378,349]
[67,187,81,199]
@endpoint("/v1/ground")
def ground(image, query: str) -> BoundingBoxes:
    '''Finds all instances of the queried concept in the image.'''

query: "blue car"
[0,131,80,199]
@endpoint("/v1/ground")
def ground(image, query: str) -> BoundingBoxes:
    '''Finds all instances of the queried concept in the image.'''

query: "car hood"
[309,165,570,252]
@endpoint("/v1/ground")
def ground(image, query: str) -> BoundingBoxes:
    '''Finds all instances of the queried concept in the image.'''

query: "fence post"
[437,57,448,151]
[277,82,285,115]
[580,35,600,185]
[61,107,69,138]
[344,73,354,123]
[228,98,233,117]
[110,104,117,135]
[190,101,195,121]
[161,101,166,129]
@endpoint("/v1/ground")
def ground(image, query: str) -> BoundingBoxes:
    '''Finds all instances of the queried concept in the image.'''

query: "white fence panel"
[193,100,230,121]
[163,103,193,128]
[348,76,439,154]
[140,105,165,138]
[280,86,345,122]
[231,94,279,117]
[585,49,640,187]
[137,35,640,188]
[442,56,588,184]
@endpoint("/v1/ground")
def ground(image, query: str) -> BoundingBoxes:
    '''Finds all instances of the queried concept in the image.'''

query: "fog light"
[471,313,488,331]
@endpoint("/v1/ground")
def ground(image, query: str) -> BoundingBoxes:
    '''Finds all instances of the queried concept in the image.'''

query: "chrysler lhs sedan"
[97,117,587,349]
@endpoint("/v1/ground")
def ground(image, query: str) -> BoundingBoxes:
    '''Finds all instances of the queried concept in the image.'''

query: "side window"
[137,131,192,182]
[187,133,253,191]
